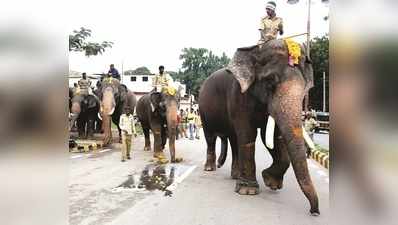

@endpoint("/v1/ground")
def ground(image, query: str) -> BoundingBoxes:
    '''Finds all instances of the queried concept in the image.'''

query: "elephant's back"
[136,94,150,124]
[199,69,234,134]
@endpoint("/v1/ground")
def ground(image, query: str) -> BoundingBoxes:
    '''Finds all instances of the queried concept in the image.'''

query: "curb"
[310,149,329,169]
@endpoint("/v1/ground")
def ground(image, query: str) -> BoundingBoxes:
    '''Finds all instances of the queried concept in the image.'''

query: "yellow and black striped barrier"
[310,149,329,169]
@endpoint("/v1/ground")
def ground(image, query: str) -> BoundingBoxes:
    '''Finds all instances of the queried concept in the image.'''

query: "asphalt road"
[70,130,329,225]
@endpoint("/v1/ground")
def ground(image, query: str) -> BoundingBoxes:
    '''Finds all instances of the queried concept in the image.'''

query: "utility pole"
[323,71,326,112]
[121,60,124,83]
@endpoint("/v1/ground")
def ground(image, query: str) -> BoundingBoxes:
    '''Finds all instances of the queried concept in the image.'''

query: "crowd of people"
[176,108,202,141]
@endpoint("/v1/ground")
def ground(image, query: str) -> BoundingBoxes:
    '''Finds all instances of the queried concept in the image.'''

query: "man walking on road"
[194,110,202,139]
[258,1,284,45]
[187,108,195,140]
[119,107,136,162]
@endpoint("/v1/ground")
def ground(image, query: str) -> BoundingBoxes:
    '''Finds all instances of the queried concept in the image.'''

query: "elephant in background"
[136,90,179,162]
[198,39,319,215]
[69,91,100,139]
[98,77,137,145]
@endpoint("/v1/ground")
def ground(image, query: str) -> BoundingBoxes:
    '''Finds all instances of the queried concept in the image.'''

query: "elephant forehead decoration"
[284,39,301,66]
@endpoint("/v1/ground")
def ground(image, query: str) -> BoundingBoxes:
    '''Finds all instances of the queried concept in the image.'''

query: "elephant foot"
[262,170,284,191]
[310,208,320,216]
[143,146,151,151]
[231,168,240,180]
[235,179,259,195]
[204,161,216,171]
[171,157,183,163]
[153,151,166,159]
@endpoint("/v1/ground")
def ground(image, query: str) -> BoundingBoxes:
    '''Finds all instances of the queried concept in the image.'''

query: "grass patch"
[315,144,329,155]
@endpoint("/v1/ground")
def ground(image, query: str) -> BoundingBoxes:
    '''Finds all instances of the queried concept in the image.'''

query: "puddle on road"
[114,164,192,197]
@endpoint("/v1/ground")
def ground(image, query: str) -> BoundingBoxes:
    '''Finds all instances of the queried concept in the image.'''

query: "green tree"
[69,27,113,57]
[173,48,230,97]
[309,35,329,111]
[124,66,152,75]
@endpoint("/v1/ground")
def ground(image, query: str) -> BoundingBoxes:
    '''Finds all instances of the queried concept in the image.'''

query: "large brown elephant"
[97,77,137,145]
[136,91,179,162]
[198,39,319,215]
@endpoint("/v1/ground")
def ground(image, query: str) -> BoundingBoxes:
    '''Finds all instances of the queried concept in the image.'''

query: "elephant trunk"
[101,89,116,116]
[71,102,81,115]
[166,100,178,162]
[102,113,112,145]
[271,77,319,215]
[69,102,81,132]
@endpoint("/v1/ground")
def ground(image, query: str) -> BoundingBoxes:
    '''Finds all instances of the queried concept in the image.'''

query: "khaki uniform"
[194,115,202,139]
[258,16,283,44]
[119,114,136,161]
[152,73,174,93]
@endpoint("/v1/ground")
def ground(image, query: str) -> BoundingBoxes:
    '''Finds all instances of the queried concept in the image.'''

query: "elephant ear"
[300,43,314,93]
[226,46,258,93]
[150,92,162,112]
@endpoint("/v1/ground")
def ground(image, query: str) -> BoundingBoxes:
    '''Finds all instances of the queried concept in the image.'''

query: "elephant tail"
[217,137,228,168]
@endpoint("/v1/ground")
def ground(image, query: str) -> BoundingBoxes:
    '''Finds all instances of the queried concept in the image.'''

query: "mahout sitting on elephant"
[198,39,319,215]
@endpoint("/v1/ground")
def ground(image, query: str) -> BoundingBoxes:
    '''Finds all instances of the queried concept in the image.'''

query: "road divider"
[310,149,329,169]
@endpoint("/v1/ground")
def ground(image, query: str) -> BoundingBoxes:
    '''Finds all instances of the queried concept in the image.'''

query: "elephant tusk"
[265,116,275,149]
[150,103,155,112]
[108,107,115,115]
[302,127,315,149]
[98,113,102,120]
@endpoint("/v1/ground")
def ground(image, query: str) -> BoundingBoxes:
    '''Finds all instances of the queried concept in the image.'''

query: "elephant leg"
[204,133,217,171]
[151,124,164,158]
[261,127,290,190]
[143,126,151,151]
[117,125,122,143]
[235,126,258,195]
[161,124,167,150]
[271,78,319,215]
[229,134,240,179]
[87,118,95,139]
[77,118,85,139]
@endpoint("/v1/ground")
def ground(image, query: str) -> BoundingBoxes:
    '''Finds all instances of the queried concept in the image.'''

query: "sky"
[68,0,329,74]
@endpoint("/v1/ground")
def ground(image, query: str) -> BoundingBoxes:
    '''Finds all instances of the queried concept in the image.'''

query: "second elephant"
[136,91,178,162]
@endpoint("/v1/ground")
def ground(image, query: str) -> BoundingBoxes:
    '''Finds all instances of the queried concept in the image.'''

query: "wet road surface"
[70,130,329,225]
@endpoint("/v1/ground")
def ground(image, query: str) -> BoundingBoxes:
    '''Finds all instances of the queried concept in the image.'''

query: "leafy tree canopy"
[124,66,152,75]
[172,48,230,97]
[309,35,329,111]
[69,27,113,57]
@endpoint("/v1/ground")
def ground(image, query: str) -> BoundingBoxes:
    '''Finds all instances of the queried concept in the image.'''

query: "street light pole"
[306,0,311,57]
[323,71,326,112]
[287,0,312,111]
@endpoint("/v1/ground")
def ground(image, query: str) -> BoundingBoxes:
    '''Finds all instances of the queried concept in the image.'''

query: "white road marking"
[166,165,197,192]
[70,148,113,160]
[99,149,112,153]
[70,155,83,159]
